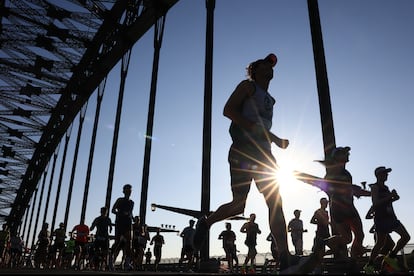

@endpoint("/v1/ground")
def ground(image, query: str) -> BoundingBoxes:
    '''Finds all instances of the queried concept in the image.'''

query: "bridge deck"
[1,256,413,275]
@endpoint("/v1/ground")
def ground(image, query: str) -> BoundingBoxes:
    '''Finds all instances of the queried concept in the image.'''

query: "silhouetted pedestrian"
[218,222,237,272]
[150,228,164,271]
[364,166,410,274]
[179,219,195,271]
[193,53,294,270]
[288,209,307,255]
[310,198,330,255]
[111,184,134,270]
[240,213,261,273]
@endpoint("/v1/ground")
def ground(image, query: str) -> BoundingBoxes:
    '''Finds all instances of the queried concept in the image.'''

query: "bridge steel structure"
[0,0,179,234]
[0,0,335,263]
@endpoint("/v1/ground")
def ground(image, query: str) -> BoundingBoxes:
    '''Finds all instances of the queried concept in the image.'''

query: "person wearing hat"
[193,53,295,270]
[288,209,307,256]
[323,146,366,260]
[363,167,410,273]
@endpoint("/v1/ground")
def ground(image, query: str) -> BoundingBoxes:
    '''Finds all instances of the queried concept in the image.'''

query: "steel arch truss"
[0,0,179,233]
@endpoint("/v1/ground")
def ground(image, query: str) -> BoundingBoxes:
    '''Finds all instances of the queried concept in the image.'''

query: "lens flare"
[275,161,296,187]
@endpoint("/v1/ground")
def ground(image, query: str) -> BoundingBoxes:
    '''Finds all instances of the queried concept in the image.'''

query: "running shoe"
[240,264,247,274]
[363,263,375,274]
[279,253,319,274]
[383,255,400,272]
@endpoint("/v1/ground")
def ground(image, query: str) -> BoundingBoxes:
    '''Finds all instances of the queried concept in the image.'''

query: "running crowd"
[0,54,412,274]
[0,184,156,271]
[0,167,412,274]
[189,53,411,274]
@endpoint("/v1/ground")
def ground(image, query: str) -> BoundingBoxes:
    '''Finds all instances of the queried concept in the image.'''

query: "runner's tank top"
[229,81,275,151]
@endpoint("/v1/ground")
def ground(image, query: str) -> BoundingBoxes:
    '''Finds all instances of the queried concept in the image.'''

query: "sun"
[275,162,296,186]
[273,151,311,196]
[272,149,331,210]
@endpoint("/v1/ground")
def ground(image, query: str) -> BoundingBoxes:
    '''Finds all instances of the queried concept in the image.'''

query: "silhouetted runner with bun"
[192,53,304,271]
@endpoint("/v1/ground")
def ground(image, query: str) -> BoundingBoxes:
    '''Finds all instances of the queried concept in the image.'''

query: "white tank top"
[242,81,275,130]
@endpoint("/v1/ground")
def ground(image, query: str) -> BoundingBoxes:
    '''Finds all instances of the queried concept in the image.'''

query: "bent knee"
[229,198,246,213]
[232,205,245,216]
[402,233,411,244]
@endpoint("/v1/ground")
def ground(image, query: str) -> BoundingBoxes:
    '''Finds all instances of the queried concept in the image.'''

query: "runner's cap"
[315,146,350,165]
[375,166,392,177]
[331,146,351,159]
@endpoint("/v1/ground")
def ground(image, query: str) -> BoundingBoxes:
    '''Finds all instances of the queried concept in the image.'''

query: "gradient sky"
[36,0,414,260]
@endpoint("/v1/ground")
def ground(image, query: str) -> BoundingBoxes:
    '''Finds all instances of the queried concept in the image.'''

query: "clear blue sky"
[38,0,414,260]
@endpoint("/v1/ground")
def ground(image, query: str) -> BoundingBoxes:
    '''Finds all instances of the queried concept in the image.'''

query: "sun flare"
[275,162,296,185]
[274,153,306,195]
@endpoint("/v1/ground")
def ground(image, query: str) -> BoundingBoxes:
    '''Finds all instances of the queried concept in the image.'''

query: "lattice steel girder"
[0,91,56,110]
[6,0,179,234]
[0,138,36,153]
[0,160,30,174]
[0,186,18,192]
[0,204,12,209]
[0,178,21,186]
[0,116,45,131]
[0,59,71,85]
[1,25,94,52]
